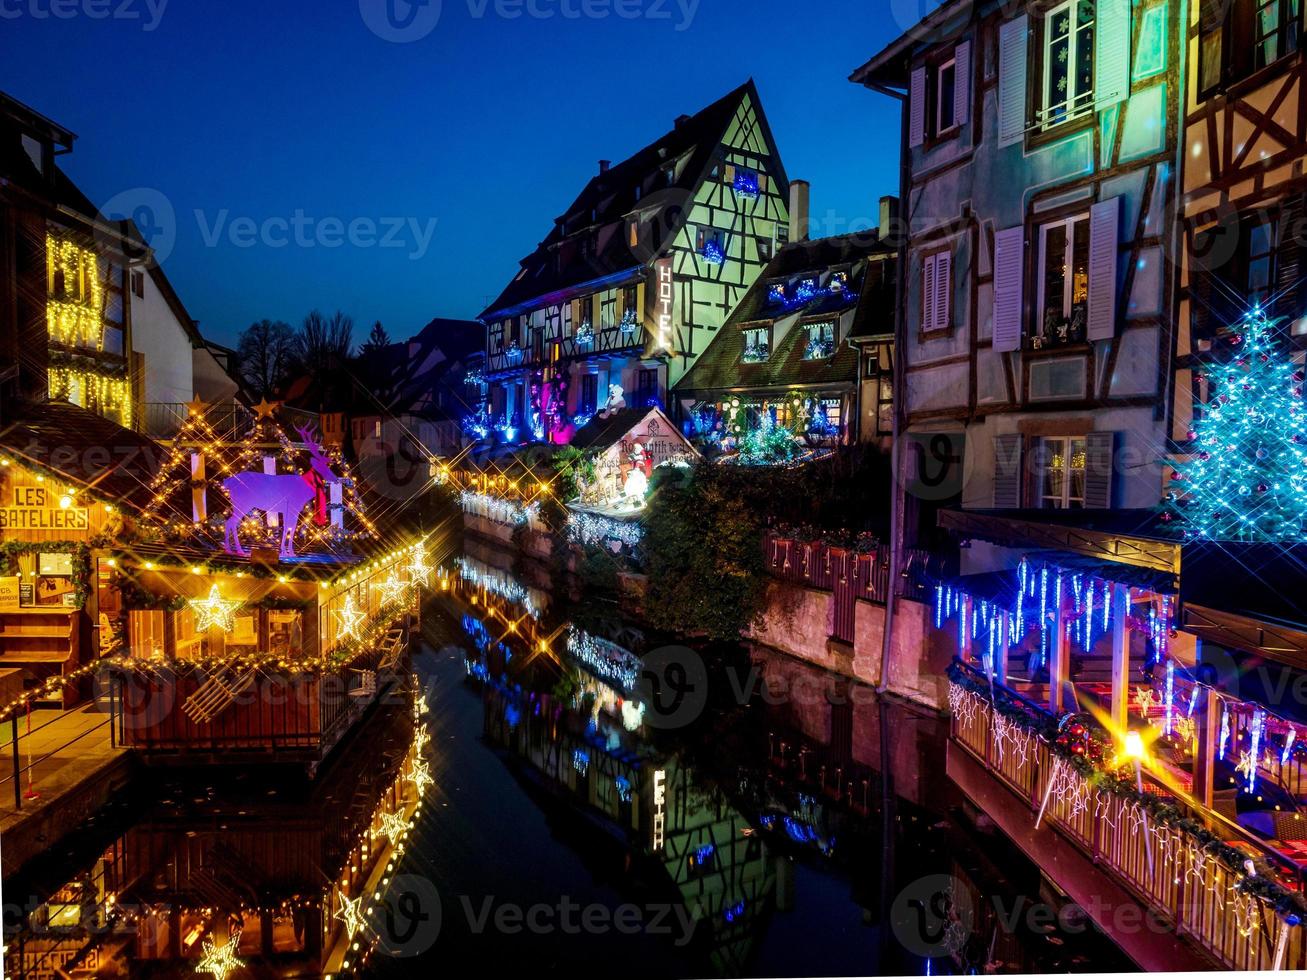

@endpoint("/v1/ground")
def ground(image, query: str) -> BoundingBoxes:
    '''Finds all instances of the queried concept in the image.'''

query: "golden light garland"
[46,233,105,349]
[48,364,132,427]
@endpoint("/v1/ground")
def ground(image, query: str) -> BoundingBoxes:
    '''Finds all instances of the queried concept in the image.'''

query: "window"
[1035,214,1090,348]
[1243,214,1276,307]
[628,220,639,248]
[741,326,770,363]
[803,321,836,360]
[697,227,725,264]
[636,368,659,406]
[131,270,145,298]
[921,250,952,333]
[580,375,598,414]
[758,238,773,263]
[934,57,958,134]
[1036,436,1087,508]
[1200,0,1301,94]
[1041,0,1095,128]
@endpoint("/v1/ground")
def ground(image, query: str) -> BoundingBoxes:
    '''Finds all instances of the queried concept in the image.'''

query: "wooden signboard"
[0,486,89,533]
[0,576,18,609]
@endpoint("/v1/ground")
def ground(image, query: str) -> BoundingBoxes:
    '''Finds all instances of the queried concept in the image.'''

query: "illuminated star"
[189,585,240,633]
[1236,750,1256,781]
[407,549,432,587]
[195,930,244,980]
[185,395,208,419]
[335,594,365,642]
[376,809,409,846]
[378,572,407,607]
[252,397,279,419]
[335,889,366,941]
[413,723,430,754]
[408,756,434,796]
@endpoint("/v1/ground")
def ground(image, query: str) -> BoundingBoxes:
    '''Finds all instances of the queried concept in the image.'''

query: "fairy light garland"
[48,364,132,427]
[46,233,105,349]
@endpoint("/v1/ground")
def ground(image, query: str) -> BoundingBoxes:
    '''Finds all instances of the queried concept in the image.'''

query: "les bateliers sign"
[0,486,89,531]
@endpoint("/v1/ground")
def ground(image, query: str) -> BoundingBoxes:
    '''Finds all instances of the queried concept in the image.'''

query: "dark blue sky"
[3,0,913,349]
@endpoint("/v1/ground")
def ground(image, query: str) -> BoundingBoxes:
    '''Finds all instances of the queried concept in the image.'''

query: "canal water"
[2,543,1139,977]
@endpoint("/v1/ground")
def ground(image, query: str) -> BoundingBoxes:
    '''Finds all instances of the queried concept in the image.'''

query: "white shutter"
[1095,0,1131,111]
[909,67,926,148]
[998,16,1028,148]
[934,250,952,330]
[993,225,1025,352]
[1087,197,1120,341]
[922,254,937,331]
[954,40,971,126]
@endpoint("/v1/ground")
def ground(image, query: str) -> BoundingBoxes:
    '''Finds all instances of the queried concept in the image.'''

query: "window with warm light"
[1037,435,1088,508]
[1035,214,1090,347]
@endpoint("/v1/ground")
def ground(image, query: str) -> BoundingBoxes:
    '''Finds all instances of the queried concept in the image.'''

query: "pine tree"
[1170,308,1307,542]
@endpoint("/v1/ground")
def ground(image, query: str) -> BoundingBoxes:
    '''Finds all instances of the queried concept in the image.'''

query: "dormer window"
[741,326,770,363]
[829,271,850,293]
[803,321,836,360]
[794,278,818,303]
[767,282,786,305]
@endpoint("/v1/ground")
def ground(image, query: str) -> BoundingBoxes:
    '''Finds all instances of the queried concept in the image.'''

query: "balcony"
[138,402,320,441]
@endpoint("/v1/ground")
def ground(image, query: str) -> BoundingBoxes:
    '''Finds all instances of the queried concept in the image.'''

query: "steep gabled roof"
[676,233,895,393]
[481,80,783,320]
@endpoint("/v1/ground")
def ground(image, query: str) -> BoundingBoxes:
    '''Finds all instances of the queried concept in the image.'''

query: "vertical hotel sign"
[648,258,675,357]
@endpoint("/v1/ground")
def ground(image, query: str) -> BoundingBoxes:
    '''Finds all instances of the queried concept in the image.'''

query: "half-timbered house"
[675,225,897,450]
[853,0,1183,552]
[477,81,792,446]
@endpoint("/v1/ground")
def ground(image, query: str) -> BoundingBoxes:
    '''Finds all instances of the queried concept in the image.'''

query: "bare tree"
[296,309,355,371]
[236,319,297,396]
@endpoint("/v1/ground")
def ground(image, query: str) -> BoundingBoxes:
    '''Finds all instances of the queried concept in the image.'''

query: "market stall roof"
[0,399,169,515]
[568,406,692,454]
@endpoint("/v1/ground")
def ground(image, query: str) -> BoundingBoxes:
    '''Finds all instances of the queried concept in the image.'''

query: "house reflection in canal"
[4,698,427,978]
[439,546,1137,976]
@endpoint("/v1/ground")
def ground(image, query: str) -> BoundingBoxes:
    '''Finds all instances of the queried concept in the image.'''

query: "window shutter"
[934,250,952,330]
[993,434,1024,508]
[998,16,1028,147]
[1276,193,1307,322]
[954,40,971,126]
[1083,431,1116,508]
[922,254,937,331]
[1094,0,1131,111]
[1087,197,1120,341]
[909,67,926,148]
[993,225,1025,352]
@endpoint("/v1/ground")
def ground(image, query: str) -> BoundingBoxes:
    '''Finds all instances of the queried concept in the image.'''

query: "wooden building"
[476,81,792,446]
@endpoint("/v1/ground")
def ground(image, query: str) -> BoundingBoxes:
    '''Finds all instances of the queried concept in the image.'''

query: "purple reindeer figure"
[222,426,337,558]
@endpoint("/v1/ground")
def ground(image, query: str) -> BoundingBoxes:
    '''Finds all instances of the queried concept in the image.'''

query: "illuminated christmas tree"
[1170,308,1307,542]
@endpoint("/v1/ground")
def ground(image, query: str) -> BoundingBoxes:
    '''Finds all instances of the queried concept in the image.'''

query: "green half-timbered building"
[477,81,791,445]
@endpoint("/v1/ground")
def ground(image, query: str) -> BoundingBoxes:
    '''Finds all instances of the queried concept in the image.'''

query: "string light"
[195,930,244,980]
[48,364,131,426]
[45,233,104,349]
[188,584,241,633]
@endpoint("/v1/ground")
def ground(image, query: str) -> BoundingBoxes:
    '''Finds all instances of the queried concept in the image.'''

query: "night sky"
[2,0,916,348]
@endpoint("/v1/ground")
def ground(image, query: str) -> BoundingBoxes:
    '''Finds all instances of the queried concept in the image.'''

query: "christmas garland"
[116,577,186,611]
[948,660,1307,922]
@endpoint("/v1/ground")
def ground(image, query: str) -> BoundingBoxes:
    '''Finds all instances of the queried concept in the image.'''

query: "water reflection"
[412,545,1136,976]
[3,697,425,977]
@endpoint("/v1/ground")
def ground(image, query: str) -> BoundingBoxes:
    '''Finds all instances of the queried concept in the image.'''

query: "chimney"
[789,179,810,242]
[674,114,692,128]
[599,159,611,173]
[878,195,900,243]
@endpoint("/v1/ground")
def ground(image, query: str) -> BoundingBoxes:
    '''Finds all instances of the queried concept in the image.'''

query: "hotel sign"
[0,487,89,531]
[651,768,666,851]
[649,258,675,356]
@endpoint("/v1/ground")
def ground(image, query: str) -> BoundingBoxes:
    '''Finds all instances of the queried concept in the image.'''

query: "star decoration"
[378,572,407,607]
[407,550,432,587]
[185,396,208,418]
[376,809,409,846]
[195,930,244,980]
[408,756,434,796]
[335,888,366,941]
[252,397,279,419]
[189,585,241,633]
[1136,687,1155,715]
[335,594,365,642]
[414,723,430,754]
[1236,750,1256,780]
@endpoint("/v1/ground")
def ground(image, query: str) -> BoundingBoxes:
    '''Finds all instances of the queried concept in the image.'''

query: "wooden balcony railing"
[949,666,1307,970]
